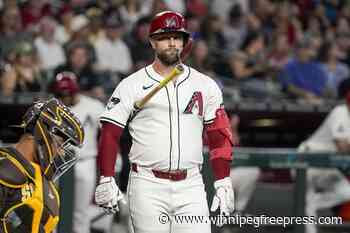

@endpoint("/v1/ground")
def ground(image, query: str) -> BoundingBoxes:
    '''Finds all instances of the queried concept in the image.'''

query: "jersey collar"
[145,64,190,85]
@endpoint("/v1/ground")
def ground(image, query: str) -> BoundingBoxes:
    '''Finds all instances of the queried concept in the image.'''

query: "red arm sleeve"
[97,122,124,177]
[204,108,234,180]
[210,158,231,180]
[206,126,231,180]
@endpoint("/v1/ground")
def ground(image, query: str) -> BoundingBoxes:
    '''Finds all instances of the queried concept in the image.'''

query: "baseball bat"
[134,64,184,110]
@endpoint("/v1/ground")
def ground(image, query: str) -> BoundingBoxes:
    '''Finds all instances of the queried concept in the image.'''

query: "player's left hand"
[210,177,235,217]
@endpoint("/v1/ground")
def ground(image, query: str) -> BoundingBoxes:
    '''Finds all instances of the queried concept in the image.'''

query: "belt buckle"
[168,173,174,180]
[169,170,186,181]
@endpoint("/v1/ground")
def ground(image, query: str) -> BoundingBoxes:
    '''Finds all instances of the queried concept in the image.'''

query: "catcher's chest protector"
[0,147,60,233]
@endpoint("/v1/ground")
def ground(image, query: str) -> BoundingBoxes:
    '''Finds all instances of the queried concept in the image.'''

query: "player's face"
[151,32,184,66]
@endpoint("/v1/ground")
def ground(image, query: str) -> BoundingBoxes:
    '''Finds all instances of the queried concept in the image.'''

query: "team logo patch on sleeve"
[106,97,120,110]
[184,91,203,116]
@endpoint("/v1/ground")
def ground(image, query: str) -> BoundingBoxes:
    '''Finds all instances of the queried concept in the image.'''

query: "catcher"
[0,98,84,233]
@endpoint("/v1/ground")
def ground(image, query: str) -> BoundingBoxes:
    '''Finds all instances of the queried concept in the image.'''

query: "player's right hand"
[210,177,235,215]
[94,176,126,214]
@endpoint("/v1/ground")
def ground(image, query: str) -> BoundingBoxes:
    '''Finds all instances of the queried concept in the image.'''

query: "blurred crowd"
[1,0,350,104]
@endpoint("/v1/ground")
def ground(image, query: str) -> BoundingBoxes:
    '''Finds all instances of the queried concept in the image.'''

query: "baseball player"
[298,88,350,233]
[0,98,84,233]
[50,72,112,233]
[94,11,235,233]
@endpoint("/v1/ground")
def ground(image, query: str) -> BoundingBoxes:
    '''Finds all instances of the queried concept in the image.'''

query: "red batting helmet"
[149,11,190,42]
[51,72,80,96]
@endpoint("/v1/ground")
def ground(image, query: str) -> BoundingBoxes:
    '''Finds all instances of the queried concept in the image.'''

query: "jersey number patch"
[184,91,203,116]
[21,183,34,201]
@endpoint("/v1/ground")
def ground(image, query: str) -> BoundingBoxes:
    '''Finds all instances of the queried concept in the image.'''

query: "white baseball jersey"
[301,104,350,152]
[100,64,223,170]
[71,94,105,158]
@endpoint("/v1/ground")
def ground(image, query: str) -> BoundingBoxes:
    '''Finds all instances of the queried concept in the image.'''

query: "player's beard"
[156,48,180,66]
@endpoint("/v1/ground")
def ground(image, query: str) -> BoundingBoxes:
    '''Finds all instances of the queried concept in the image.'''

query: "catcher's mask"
[21,98,84,181]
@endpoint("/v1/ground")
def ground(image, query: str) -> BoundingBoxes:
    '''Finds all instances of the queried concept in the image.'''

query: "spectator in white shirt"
[94,13,133,76]
[34,16,65,71]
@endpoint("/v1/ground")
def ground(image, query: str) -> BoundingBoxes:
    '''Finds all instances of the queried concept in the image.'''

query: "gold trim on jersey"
[6,156,34,180]
[44,215,59,233]
[3,163,43,233]
[3,202,26,233]
[0,150,33,188]
[0,179,25,189]
[27,163,43,233]
[0,149,60,233]
[44,182,60,232]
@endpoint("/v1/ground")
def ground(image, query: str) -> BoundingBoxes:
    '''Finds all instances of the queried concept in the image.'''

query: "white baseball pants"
[127,166,211,233]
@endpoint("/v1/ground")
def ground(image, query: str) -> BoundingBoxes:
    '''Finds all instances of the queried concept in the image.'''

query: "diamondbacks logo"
[184,92,203,116]
[165,16,179,28]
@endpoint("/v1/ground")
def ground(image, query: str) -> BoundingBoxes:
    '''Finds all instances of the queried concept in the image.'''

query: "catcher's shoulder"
[0,148,28,188]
